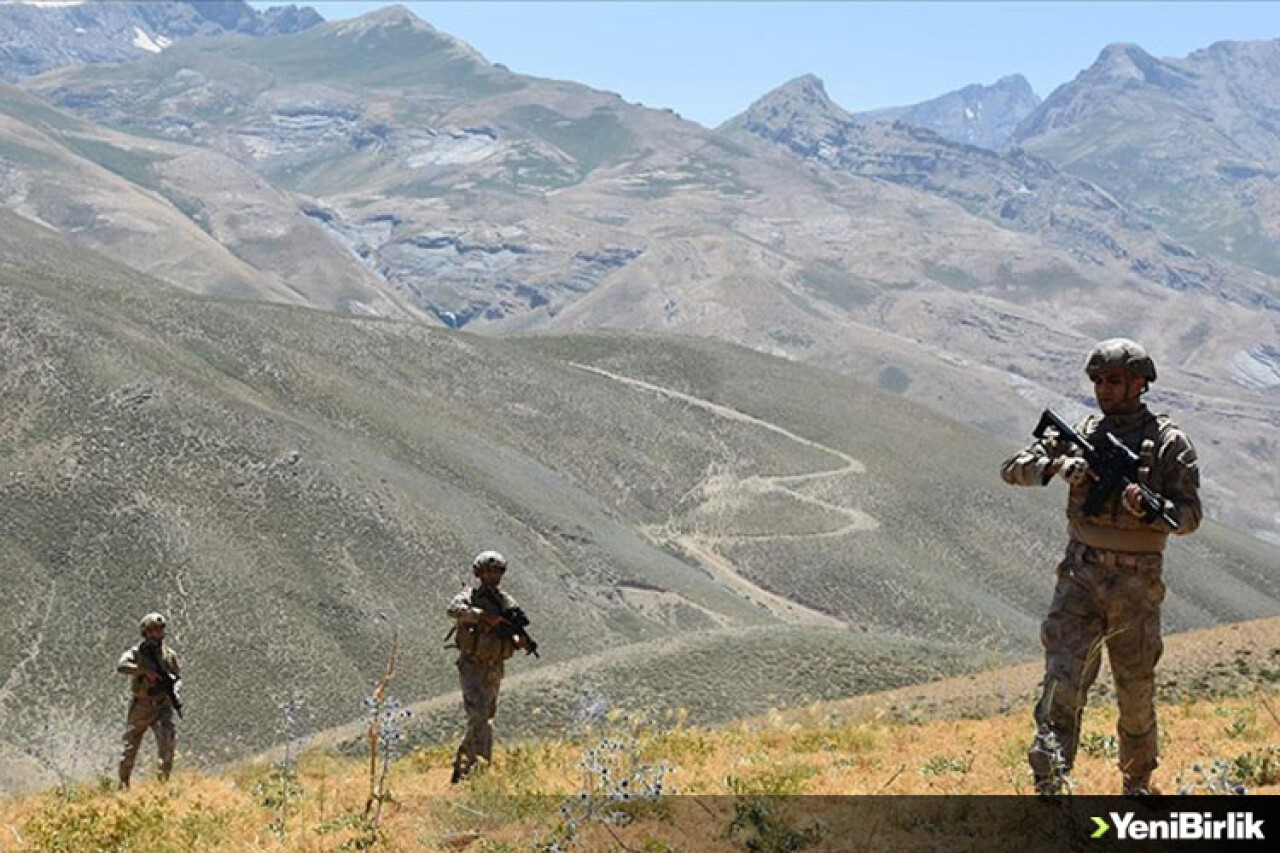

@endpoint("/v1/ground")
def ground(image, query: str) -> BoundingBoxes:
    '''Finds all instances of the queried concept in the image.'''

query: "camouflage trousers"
[1029,542,1165,790]
[452,656,504,780]
[119,697,176,786]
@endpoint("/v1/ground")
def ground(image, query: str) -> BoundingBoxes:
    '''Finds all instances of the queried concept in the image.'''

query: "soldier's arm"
[1000,429,1078,487]
[1152,430,1202,535]
[447,590,484,624]
[116,647,142,676]
[1001,413,1094,487]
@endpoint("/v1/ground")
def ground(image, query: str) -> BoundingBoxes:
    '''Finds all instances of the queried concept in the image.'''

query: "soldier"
[1001,339,1201,796]
[116,612,182,788]
[447,550,532,783]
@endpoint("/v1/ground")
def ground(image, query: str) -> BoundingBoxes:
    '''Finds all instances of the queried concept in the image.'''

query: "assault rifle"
[477,586,540,658]
[1033,409,1179,530]
[141,642,183,718]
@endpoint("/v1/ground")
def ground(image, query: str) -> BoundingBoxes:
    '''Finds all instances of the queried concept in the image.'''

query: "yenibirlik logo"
[1091,811,1265,841]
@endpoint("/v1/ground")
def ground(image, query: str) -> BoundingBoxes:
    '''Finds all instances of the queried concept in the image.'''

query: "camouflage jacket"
[117,641,181,702]
[447,586,521,663]
[1000,406,1201,553]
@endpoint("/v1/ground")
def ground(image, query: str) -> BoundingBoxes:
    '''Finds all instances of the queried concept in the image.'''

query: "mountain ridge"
[1013,38,1280,276]
[6,6,1280,543]
[0,0,322,82]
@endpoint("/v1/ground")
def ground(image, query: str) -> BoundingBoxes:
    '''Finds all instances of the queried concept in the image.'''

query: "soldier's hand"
[143,671,161,683]
[1055,457,1093,486]
[1121,483,1146,517]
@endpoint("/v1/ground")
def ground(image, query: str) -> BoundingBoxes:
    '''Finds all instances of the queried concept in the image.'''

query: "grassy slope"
[0,215,974,790]
[518,332,1280,641]
[2,617,1276,852]
[2,214,1276,795]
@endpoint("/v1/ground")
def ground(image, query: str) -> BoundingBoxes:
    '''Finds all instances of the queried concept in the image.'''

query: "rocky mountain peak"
[328,4,489,65]
[776,73,831,101]
[767,75,843,111]
[725,73,855,139]
[1086,41,1197,90]
[849,73,1039,151]
[336,3,425,31]
[991,73,1036,97]
[1093,42,1154,78]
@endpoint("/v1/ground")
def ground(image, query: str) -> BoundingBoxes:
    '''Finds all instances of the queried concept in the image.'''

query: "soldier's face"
[143,625,165,644]
[1092,368,1145,415]
[476,566,505,587]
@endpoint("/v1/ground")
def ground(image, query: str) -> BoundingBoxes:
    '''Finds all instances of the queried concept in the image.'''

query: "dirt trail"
[570,362,873,628]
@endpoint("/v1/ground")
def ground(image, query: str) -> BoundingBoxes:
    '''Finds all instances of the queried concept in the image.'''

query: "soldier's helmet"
[472,550,507,573]
[1085,338,1157,383]
[140,612,167,634]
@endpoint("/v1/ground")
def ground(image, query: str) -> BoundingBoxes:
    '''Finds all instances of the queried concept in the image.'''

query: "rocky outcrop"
[368,230,644,328]
[1228,345,1280,391]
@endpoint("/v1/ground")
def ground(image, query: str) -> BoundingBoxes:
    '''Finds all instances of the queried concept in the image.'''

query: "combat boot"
[1034,773,1067,798]
[1122,775,1160,797]
[1029,731,1069,797]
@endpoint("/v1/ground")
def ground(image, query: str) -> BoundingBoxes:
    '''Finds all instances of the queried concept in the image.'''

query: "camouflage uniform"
[1002,404,1200,793]
[116,641,181,786]
[448,585,521,781]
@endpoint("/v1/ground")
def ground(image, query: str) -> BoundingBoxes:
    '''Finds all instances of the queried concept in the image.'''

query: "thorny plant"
[363,629,409,828]
[536,714,673,852]
[253,696,311,837]
[1177,746,1280,794]
[1175,760,1249,795]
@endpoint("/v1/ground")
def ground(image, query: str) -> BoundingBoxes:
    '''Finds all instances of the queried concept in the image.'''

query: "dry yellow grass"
[3,618,1277,852]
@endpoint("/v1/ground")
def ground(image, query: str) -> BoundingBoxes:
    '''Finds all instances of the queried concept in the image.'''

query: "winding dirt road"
[570,362,878,629]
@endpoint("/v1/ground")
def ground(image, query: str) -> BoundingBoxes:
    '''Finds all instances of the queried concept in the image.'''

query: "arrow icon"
[1091,816,1110,838]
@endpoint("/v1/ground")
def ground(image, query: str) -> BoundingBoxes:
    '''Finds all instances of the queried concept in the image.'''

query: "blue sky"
[250,2,1280,126]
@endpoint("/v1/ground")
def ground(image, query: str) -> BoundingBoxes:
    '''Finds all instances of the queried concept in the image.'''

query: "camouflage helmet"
[472,550,507,572]
[1085,338,1156,383]
[140,612,167,634]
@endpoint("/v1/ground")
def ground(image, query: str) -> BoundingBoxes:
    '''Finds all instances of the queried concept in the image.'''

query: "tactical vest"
[1065,411,1173,553]
[453,588,518,663]
[128,643,180,701]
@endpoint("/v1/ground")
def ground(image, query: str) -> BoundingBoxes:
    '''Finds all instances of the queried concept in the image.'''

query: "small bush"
[1233,747,1280,787]
[1079,732,1118,759]
[919,751,975,777]
[725,763,818,796]
[25,789,173,853]
[728,797,827,853]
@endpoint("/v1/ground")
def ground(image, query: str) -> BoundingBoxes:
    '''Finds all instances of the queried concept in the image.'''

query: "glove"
[1057,457,1092,486]
[1123,483,1171,522]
